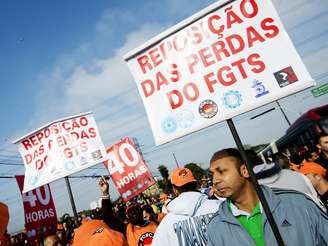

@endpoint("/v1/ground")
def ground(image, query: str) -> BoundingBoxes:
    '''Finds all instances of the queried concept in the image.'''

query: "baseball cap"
[0,202,9,236]
[298,162,326,177]
[170,168,196,187]
[72,220,127,246]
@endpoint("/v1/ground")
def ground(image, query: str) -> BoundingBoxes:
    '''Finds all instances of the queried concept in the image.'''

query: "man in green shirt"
[206,148,328,246]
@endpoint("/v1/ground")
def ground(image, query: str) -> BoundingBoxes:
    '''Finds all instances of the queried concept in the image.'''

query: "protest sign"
[16,175,57,243]
[14,112,107,192]
[124,0,315,145]
[104,137,156,201]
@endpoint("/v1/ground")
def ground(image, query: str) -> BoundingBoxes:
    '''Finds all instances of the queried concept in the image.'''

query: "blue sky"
[1,0,328,233]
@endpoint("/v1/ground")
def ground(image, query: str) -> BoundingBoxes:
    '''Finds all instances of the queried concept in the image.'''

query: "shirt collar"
[228,200,263,219]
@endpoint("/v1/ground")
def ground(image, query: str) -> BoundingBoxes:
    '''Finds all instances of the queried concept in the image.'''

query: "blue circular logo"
[161,117,177,133]
[64,161,75,171]
[176,110,195,128]
[29,175,39,186]
[223,90,242,109]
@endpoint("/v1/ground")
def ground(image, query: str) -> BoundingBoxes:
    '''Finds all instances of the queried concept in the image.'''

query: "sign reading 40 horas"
[16,175,57,243]
[124,0,314,145]
[104,137,156,202]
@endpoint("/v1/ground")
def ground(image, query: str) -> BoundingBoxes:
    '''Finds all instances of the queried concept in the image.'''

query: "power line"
[0,162,23,166]
[0,175,105,179]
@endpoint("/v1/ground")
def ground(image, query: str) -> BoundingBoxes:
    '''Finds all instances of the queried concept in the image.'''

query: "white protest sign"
[124,0,315,145]
[14,113,107,192]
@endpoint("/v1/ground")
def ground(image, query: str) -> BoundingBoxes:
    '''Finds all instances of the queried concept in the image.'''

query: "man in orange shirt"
[72,220,127,246]
[125,204,157,246]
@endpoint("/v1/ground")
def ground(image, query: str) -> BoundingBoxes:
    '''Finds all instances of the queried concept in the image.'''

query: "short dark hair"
[210,148,243,169]
[245,149,262,168]
[126,205,144,226]
[173,181,198,193]
[289,154,304,165]
[272,152,288,163]
[317,132,328,144]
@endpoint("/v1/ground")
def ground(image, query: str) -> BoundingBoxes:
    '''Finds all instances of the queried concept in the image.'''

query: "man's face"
[44,235,61,246]
[210,156,248,199]
[276,156,290,169]
[200,180,208,188]
[309,152,319,162]
[318,136,328,154]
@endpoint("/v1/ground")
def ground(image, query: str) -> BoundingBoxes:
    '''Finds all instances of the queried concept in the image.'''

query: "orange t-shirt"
[126,221,157,246]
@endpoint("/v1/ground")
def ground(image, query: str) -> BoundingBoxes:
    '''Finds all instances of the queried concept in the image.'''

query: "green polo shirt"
[228,200,265,246]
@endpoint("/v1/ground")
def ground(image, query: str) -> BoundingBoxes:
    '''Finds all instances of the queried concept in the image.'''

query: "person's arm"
[99,177,126,234]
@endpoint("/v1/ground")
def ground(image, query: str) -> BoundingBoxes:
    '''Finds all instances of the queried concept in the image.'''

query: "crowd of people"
[1,133,328,245]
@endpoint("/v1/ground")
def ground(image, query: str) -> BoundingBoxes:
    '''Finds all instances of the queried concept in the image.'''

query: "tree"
[157,165,172,193]
[184,163,206,181]
[157,179,172,194]
[158,165,169,180]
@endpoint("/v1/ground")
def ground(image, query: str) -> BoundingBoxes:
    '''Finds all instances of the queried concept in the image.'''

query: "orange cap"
[170,168,196,187]
[298,162,327,177]
[72,220,127,246]
[0,202,9,236]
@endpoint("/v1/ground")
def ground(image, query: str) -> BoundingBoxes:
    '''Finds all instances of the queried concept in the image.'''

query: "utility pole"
[276,100,291,126]
[133,137,146,162]
[172,152,179,168]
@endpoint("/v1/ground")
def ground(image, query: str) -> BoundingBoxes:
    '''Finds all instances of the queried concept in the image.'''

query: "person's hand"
[98,176,109,196]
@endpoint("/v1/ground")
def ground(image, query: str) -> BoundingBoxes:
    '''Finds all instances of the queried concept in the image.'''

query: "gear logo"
[161,117,177,133]
[199,100,218,119]
[223,90,242,109]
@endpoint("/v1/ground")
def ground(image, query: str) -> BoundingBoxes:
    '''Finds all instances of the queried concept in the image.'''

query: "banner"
[104,137,156,202]
[16,175,57,243]
[124,0,315,145]
[14,113,107,192]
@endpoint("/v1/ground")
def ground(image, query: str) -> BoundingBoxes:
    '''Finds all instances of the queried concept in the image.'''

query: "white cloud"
[31,23,163,129]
